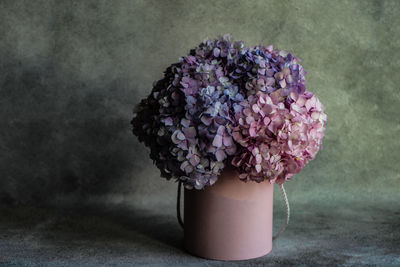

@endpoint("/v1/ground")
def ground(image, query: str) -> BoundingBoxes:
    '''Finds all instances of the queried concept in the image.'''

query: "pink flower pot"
[184,166,274,260]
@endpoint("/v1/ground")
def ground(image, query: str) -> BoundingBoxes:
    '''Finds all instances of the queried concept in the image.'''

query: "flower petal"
[184,127,196,138]
[189,154,200,166]
[263,117,271,125]
[177,130,186,140]
[255,164,262,173]
[213,47,220,57]
[223,136,233,146]
[212,134,223,147]
[252,104,260,113]
[201,116,212,126]
[215,150,227,161]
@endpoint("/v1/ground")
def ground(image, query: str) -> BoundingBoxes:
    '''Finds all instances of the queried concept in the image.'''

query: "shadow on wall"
[0,60,145,205]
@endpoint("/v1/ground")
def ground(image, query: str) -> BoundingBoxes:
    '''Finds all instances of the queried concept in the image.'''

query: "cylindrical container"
[184,166,274,261]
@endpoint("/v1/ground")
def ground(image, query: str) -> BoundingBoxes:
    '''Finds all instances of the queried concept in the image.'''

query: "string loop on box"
[273,183,290,240]
[177,181,184,229]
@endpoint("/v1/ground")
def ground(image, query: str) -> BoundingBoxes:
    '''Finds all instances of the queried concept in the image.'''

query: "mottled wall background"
[1,0,399,208]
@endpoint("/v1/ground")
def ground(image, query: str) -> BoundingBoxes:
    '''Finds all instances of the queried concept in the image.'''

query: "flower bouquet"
[131,34,326,260]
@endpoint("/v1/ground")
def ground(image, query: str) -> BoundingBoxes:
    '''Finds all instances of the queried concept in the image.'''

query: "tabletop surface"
[1,201,398,266]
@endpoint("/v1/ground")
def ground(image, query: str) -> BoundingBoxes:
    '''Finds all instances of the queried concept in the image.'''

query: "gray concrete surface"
[0,0,399,265]
[0,201,399,266]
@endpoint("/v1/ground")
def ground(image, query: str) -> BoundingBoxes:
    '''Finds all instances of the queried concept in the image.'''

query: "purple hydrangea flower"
[131,34,326,189]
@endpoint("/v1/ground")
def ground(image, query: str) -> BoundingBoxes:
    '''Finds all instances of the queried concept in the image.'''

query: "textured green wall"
[0,0,399,207]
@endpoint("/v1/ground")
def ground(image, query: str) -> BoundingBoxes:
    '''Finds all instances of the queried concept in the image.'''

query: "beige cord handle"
[176,182,290,240]
[177,181,184,228]
[273,183,290,240]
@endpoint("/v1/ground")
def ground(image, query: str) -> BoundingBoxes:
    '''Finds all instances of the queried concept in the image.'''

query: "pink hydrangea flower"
[231,90,326,184]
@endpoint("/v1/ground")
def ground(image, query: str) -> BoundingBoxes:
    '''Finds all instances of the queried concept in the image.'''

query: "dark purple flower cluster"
[131,34,325,189]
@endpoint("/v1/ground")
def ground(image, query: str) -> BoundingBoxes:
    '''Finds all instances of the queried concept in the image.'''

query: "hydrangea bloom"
[231,91,326,184]
[131,34,326,189]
